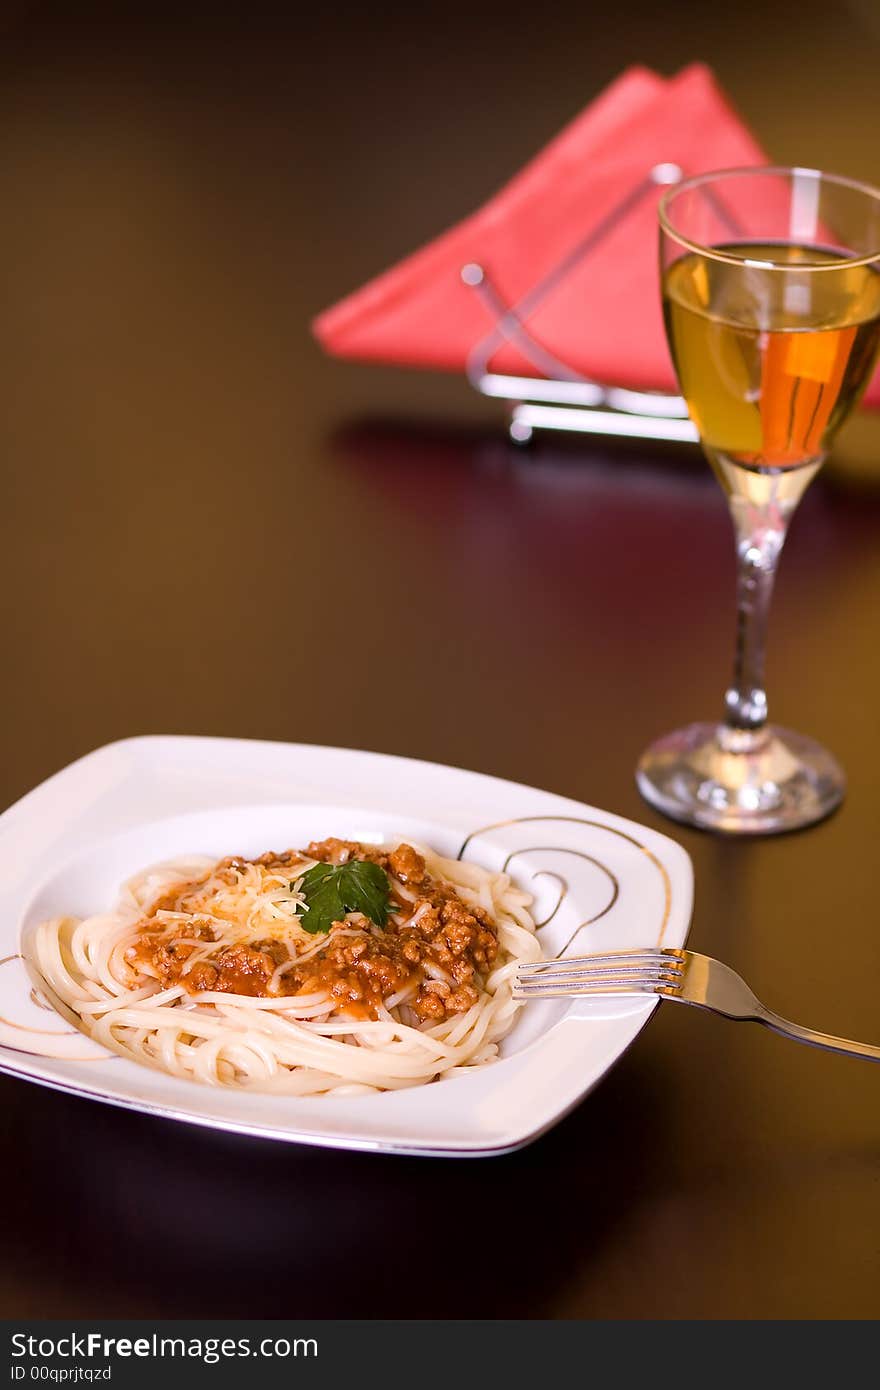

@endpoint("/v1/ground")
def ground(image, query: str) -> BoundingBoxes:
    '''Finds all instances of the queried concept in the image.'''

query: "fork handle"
[754,1008,880,1063]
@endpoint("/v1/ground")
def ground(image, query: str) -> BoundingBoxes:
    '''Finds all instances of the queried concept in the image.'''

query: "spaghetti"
[31,839,541,1095]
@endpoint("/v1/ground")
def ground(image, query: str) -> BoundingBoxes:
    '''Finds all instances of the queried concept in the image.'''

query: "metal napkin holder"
[461,162,699,445]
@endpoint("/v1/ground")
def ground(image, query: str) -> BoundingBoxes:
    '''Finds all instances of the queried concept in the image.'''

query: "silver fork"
[514,948,880,1062]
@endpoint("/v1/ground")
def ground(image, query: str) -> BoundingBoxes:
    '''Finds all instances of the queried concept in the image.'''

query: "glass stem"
[723,518,784,734]
[721,462,820,739]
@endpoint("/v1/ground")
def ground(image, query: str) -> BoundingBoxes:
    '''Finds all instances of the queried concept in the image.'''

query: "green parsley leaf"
[296,859,393,935]
[295,863,346,935]
[339,860,393,928]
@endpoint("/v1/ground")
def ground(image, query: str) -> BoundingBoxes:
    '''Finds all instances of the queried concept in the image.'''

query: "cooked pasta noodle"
[32,839,541,1094]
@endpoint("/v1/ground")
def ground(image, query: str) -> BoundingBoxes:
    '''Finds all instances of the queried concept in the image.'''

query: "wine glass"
[637,166,880,834]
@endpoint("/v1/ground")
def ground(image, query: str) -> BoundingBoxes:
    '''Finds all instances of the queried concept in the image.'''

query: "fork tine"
[515,969,677,986]
[514,977,678,997]
[514,974,672,988]
[512,981,668,998]
[517,948,680,975]
[514,947,685,999]
[519,960,683,979]
[517,959,683,985]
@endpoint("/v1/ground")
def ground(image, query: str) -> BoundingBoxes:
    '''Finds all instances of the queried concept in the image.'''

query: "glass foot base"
[636,722,845,835]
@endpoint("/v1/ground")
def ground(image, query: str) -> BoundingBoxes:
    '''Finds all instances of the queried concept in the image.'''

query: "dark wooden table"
[2,0,879,1320]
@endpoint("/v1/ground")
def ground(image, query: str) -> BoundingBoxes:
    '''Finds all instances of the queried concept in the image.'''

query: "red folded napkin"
[314,64,880,408]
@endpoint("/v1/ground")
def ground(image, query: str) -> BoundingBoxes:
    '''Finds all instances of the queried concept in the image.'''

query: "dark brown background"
[1,0,879,1319]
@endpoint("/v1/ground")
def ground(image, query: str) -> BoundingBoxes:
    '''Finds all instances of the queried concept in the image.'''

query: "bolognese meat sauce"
[127,840,500,1022]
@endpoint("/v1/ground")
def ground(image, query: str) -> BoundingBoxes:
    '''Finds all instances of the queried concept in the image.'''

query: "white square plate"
[0,736,692,1156]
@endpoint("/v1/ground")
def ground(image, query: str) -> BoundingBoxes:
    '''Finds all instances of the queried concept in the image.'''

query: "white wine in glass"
[637,168,880,834]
